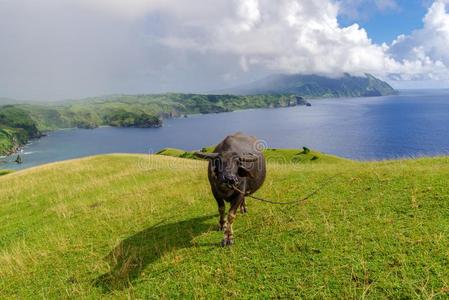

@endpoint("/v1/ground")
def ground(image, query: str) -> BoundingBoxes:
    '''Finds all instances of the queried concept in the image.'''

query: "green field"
[0,169,14,176]
[1,152,449,298]
[157,146,347,164]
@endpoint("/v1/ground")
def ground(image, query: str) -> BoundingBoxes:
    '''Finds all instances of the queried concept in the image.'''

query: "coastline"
[0,92,397,159]
[1,98,307,157]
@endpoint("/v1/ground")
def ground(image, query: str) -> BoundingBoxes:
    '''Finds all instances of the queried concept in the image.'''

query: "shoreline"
[4,90,444,167]
[0,90,403,158]
[0,98,309,157]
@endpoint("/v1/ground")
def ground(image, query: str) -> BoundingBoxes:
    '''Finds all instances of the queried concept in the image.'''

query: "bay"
[2,90,449,170]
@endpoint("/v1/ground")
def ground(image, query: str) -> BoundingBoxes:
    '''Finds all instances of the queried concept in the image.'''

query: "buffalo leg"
[222,193,244,246]
[240,198,248,214]
[217,198,226,231]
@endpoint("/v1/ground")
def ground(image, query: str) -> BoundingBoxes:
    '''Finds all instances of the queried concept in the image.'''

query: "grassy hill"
[1,153,449,298]
[157,146,347,164]
[0,169,14,176]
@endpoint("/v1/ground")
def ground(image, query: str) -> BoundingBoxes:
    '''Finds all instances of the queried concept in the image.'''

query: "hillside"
[0,93,309,155]
[0,74,397,156]
[1,153,449,298]
[157,146,348,164]
[0,106,42,155]
[222,73,397,97]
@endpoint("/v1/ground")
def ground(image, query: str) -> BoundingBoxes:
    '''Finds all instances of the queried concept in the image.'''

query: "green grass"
[1,153,449,298]
[156,147,194,158]
[158,147,348,164]
[0,169,14,176]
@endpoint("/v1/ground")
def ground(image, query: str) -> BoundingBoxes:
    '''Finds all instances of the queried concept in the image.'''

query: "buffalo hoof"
[221,239,234,247]
[240,206,248,214]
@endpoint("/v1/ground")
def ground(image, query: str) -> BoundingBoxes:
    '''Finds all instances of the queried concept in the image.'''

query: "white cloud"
[152,0,426,80]
[388,0,449,81]
[76,0,232,20]
[338,0,399,20]
[157,0,396,76]
[374,0,399,11]
[152,0,449,86]
[76,0,162,18]
[0,0,448,100]
[234,0,261,31]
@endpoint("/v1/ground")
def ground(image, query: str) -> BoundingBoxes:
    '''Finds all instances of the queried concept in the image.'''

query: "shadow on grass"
[94,214,216,292]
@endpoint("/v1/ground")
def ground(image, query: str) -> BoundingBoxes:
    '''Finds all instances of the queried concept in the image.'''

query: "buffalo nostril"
[228,177,238,185]
[222,175,238,186]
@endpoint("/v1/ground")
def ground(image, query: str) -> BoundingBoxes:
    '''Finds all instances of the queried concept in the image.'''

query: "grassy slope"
[157,147,347,164]
[1,154,449,298]
[0,170,14,176]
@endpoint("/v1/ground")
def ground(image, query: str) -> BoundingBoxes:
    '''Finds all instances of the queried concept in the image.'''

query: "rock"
[295,96,312,106]
[161,110,180,119]
[15,154,23,164]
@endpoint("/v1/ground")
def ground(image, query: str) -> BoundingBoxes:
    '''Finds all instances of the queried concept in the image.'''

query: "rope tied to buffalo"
[232,173,341,205]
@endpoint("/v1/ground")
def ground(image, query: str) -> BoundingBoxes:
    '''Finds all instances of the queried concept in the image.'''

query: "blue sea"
[2,90,449,170]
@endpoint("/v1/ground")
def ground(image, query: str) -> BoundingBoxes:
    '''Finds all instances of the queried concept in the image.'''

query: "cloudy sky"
[0,0,448,100]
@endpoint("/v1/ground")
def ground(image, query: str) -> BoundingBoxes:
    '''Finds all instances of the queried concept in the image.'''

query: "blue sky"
[339,0,430,44]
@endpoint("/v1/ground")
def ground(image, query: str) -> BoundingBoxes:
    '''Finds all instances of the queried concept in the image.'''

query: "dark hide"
[194,132,266,246]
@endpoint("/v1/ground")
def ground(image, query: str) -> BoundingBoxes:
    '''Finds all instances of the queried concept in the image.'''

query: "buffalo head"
[194,151,258,188]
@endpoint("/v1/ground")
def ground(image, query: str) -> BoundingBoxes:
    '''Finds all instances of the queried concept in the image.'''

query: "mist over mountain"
[0,98,17,105]
[219,73,397,97]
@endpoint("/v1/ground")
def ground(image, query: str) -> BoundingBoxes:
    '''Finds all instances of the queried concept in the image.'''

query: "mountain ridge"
[220,73,397,97]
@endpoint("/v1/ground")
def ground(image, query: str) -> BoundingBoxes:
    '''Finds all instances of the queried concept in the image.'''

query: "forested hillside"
[223,73,397,97]
[0,94,302,155]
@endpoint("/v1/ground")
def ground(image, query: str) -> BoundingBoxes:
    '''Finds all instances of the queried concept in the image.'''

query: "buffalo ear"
[193,152,219,160]
[239,154,258,163]
[238,166,254,178]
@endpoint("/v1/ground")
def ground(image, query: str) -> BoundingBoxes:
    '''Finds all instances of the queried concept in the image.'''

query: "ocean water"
[2,90,449,170]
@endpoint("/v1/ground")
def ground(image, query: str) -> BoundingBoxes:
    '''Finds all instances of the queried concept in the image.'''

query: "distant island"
[0,73,396,156]
[220,73,396,97]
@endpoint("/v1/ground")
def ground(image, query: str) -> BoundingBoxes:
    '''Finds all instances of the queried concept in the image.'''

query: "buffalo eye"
[212,159,222,175]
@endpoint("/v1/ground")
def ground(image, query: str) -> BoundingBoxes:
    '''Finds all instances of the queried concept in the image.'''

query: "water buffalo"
[195,133,266,246]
